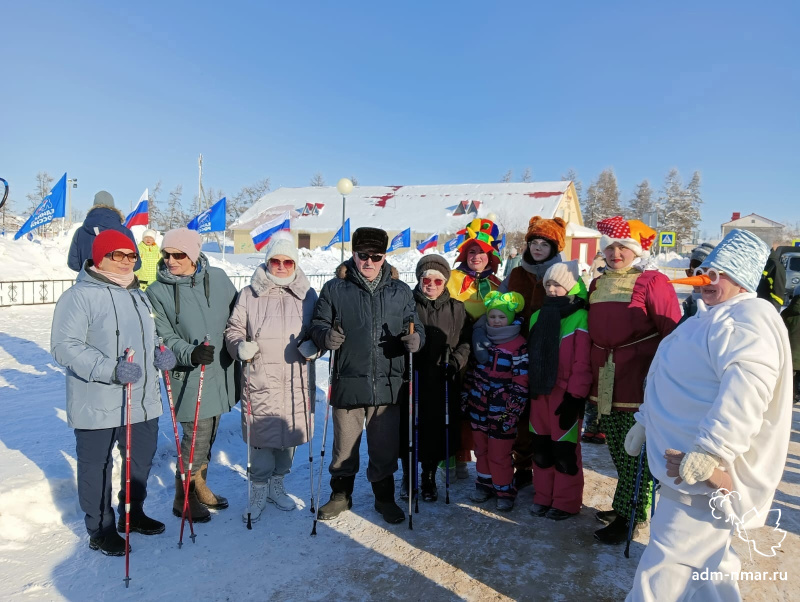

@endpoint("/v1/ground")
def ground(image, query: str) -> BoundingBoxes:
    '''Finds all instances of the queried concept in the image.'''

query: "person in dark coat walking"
[399,254,471,502]
[782,284,800,403]
[309,227,425,525]
[68,191,141,271]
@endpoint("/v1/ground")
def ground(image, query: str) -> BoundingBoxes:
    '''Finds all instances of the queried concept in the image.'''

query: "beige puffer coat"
[224,265,318,449]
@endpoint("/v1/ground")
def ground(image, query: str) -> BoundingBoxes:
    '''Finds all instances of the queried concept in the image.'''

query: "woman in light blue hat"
[624,229,794,601]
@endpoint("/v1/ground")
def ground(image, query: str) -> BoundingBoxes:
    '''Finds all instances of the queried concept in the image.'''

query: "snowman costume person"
[625,229,793,602]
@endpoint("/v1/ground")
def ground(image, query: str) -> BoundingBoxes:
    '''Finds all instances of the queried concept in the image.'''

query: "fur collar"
[250,264,311,298]
[335,261,399,281]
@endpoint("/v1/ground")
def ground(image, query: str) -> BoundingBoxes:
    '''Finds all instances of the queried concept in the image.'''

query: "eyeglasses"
[356,252,384,262]
[161,251,188,261]
[422,277,445,286]
[693,267,725,284]
[105,251,138,263]
[269,258,295,269]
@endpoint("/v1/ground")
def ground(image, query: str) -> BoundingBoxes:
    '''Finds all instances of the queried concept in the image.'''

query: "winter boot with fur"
[173,476,211,523]
[195,464,228,510]
[372,476,405,524]
[242,481,269,523]
[317,475,354,521]
[267,475,296,511]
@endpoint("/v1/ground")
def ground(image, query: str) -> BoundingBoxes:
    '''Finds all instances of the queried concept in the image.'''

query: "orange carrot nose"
[669,275,712,286]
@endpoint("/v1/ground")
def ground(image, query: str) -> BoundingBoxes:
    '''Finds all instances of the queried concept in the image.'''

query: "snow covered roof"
[566,222,601,238]
[231,182,572,233]
[721,213,784,228]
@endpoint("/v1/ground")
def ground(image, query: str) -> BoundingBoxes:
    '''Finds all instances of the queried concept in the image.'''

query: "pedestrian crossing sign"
[793,239,800,247]
[659,232,676,247]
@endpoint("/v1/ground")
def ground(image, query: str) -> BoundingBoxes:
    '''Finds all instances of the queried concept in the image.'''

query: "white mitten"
[238,341,259,362]
[624,421,646,456]
[679,446,719,485]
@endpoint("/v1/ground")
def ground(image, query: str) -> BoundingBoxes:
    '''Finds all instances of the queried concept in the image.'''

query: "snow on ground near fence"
[0,304,796,601]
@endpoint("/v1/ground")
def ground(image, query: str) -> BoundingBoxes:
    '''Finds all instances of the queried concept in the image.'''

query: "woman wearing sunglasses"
[224,232,319,521]
[145,228,239,524]
[398,254,472,502]
[51,230,177,556]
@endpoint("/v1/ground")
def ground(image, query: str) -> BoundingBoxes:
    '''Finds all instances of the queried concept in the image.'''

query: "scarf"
[528,294,585,397]
[456,263,497,299]
[353,262,384,294]
[487,323,521,345]
[519,254,561,279]
[264,270,297,287]
[89,265,136,288]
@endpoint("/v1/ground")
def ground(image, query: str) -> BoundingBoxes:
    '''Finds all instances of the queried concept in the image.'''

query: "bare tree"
[520,168,533,183]
[148,180,163,230]
[26,172,54,211]
[165,185,187,231]
[1,193,16,235]
[349,175,359,187]
[492,207,530,256]
[500,169,513,183]
[310,172,326,187]
[229,178,270,222]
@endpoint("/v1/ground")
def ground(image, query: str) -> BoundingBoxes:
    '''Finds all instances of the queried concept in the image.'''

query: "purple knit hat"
[161,228,202,263]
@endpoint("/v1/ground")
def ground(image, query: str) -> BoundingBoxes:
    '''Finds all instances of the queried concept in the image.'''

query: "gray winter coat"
[146,254,239,422]
[224,265,318,449]
[51,265,163,429]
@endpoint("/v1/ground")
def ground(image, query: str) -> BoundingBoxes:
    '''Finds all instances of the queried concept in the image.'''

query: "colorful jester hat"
[596,216,656,258]
[455,217,502,264]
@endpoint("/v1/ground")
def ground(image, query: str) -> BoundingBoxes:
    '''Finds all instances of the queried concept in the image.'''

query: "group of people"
[51,191,793,600]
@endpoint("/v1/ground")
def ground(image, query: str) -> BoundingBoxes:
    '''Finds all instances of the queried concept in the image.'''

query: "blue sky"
[2,1,798,237]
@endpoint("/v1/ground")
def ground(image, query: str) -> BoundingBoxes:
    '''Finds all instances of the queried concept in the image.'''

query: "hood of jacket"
[154,253,212,324]
[250,263,312,299]
[80,205,125,235]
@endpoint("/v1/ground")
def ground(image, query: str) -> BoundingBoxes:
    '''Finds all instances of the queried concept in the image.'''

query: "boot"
[421,468,438,502]
[242,481,269,523]
[195,464,229,509]
[456,461,469,480]
[495,497,514,512]
[317,476,354,521]
[117,511,165,535]
[529,503,550,517]
[89,530,129,556]
[594,514,637,545]
[372,476,405,524]
[595,509,617,525]
[267,475,296,511]
[172,476,211,523]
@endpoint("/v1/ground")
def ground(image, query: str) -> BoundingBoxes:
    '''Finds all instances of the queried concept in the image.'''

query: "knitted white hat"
[263,231,299,263]
[543,261,579,293]
[142,229,157,240]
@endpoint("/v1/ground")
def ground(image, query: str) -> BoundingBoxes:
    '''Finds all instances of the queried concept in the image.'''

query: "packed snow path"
[0,306,797,601]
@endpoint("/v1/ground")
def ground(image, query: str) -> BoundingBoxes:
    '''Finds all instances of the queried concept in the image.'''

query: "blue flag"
[498,233,506,251]
[387,228,411,252]
[443,234,464,252]
[188,197,227,233]
[15,173,67,240]
[323,219,351,250]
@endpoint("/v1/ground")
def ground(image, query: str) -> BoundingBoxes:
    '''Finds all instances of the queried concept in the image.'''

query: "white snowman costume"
[626,230,793,602]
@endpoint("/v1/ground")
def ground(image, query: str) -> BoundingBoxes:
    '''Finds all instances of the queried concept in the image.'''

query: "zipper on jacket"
[129,291,150,421]
[281,289,288,448]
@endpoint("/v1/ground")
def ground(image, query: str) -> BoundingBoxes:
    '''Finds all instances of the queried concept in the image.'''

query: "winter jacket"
[756,248,786,311]
[638,293,793,529]
[224,265,319,449]
[309,259,425,409]
[135,241,160,289]
[146,254,238,422]
[781,294,800,370]
[51,264,162,429]
[500,255,563,331]
[447,268,502,320]
[588,268,680,412]
[405,287,472,463]
[463,332,528,440]
[68,205,141,271]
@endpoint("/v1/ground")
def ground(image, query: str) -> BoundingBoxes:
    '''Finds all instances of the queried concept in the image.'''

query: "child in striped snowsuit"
[462,291,528,511]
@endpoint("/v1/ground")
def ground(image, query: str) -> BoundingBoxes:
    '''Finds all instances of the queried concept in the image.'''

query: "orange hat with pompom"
[525,216,566,251]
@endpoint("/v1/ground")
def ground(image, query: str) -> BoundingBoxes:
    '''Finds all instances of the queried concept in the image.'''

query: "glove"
[237,341,259,362]
[114,359,143,384]
[297,338,319,360]
[190,344,215,366]
[624,421,646,456]
[472,327,491,365]
[444,361,460,380]
[154,346,177,371]
[324,325,346,350]
[401,331,421,353]
[554,392,586,431]
[679,446,720,485]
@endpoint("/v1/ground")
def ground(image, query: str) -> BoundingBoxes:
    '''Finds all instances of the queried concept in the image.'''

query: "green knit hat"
[484,291,525,323]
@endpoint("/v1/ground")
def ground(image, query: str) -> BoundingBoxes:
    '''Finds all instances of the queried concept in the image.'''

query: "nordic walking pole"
[158,337,194,545]
[244,335,254,530]
[651,477,658,519]
[407,322,415,530]
[123,348,134,588]
[414,368,419,515]
[179,334,209,547]
[625,442,647,559]
[444,346,451,505]
[312,319,338,536]
[306,348,315,514]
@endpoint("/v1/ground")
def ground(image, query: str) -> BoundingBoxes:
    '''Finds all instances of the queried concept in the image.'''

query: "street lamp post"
[336,178,353,264]
[67,178,78,226]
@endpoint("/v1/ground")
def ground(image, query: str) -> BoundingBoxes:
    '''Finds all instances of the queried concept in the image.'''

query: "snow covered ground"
[0,304,797,601]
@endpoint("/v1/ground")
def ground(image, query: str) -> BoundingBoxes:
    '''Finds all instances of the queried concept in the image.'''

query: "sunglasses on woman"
[269,258,295,269]
[105,251,139,262]
[161,251,188,260]
[356,252,384,262]
[422,277,445,286]
[693,266,725,284]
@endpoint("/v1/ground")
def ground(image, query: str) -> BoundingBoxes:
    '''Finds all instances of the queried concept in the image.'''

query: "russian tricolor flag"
[250,211,291,251]
[417,232,438,252]
[124,189,149,228]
